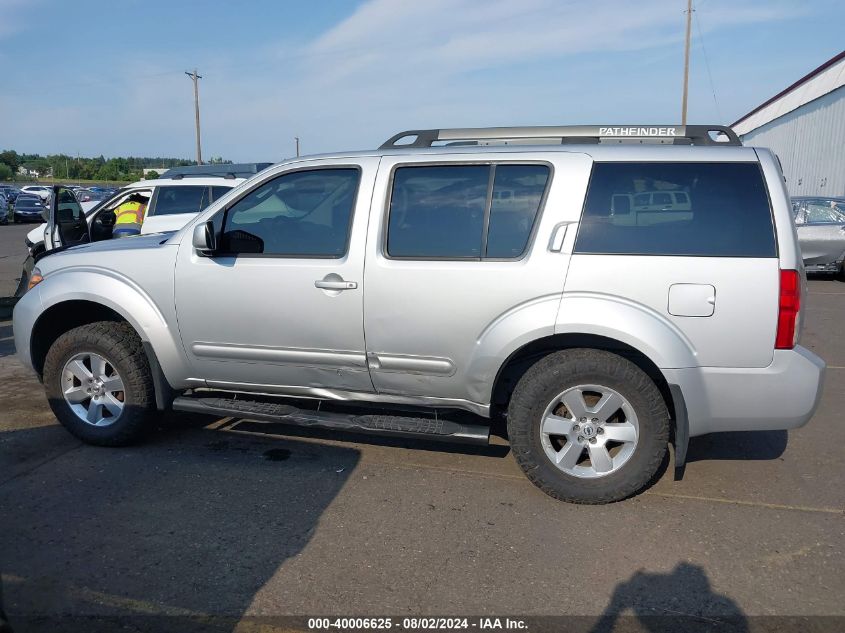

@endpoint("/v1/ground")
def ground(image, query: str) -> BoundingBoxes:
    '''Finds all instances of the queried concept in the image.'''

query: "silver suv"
[12,125,826,504]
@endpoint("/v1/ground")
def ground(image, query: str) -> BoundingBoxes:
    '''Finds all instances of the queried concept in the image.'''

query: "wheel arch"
[491,332,688,466]
[30,299,176,410]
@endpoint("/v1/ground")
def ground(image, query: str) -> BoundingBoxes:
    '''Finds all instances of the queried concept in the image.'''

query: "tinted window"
[388,165,488,258]
[486,165,549,258]
[211,185,233,202]
[388,164,549,259]
[222,168,359,257]
[153,185,209,216]
[574,162,776,257]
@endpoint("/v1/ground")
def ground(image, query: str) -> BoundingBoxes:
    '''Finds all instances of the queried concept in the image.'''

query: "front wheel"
[43,321,157,446]
[507,349,669,504]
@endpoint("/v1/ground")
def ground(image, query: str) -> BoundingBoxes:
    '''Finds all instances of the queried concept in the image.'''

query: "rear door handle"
[315,280,358,290]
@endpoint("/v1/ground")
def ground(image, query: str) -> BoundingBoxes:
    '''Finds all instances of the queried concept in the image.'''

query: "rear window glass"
[574,162,776,257]
[153,185,209,216]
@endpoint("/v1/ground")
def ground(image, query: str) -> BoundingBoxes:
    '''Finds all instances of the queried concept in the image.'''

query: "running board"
[172,395,491,445]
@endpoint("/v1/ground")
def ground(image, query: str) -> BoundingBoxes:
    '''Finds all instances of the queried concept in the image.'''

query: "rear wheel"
[507,348,669,504]
[43,321,157,446]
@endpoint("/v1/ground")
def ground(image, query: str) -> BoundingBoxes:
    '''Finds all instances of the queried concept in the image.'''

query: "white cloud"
[0,0,807,159]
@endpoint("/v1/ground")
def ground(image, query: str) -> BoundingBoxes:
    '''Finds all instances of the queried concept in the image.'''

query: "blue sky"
[1,0,843,162]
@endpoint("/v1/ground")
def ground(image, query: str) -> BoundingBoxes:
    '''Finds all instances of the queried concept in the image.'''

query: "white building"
[733,50,845,197]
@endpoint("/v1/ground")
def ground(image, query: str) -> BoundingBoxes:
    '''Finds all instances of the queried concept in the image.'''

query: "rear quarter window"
[574,162,776,257]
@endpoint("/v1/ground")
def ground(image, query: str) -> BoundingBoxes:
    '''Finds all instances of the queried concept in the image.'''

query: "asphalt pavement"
[0,245,842,631]
[0,223,33,297]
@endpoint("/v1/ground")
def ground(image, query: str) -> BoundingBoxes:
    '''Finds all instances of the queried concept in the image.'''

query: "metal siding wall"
[741,85,845,197]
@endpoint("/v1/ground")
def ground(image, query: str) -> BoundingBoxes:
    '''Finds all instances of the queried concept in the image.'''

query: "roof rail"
[379,125,741,149]
[159,163,273,180]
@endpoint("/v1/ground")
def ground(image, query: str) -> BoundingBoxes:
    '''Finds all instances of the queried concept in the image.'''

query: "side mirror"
[41,207,49,222]
[192,220,216,255]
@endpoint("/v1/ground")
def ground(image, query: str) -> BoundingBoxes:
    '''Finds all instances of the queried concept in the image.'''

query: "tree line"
[0,150,231,183]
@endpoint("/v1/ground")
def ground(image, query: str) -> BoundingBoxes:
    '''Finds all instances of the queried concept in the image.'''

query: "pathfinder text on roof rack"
[599,127,677,136]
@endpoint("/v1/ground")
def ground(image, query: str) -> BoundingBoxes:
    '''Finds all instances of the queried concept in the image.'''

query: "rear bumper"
[664,346,825,437]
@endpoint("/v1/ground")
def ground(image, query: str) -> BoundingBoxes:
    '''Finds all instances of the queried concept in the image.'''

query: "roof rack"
[159,163,273,180]
[379,125,741,149]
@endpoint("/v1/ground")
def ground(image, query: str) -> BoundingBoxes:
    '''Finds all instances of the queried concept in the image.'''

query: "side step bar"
[172,395,491,445]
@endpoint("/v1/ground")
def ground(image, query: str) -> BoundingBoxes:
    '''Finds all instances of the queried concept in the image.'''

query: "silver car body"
[13,139,825,440]
[792,197,845,273]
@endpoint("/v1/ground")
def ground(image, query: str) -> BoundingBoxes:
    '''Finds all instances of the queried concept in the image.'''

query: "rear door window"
[387,163,550,259]
[152,185,210,216]
[574,162,776,257]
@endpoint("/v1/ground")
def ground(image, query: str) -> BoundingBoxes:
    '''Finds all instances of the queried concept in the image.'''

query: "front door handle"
[315,279,357,290]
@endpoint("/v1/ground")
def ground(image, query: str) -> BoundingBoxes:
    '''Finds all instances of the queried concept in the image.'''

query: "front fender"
[555,292,698,369]
[34,267,191,387]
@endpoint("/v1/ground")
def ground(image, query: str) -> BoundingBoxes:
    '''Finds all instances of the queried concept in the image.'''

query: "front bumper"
[12,286,41,375]
[664,346,826,437]
[14,213,42,223]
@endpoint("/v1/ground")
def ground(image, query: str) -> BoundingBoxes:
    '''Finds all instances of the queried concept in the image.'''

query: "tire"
[507,348,669,504]
[43,321,157,446]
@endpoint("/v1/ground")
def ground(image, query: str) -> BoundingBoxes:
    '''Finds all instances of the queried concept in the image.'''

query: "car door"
[795,200,845,267]
[174,157,378,393]
[47,186,89,248]
[363,153,590,407]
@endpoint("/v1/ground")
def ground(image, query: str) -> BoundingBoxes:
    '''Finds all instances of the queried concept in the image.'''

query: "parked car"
[17,174,249,295]
[0,191,7,224]
[792,196,845,275]
[13,125,824,504]
[12,194,46,223]
[73,188,109,203]
[0,185,21,205]
[26,175,246,256]
[20,185,51,201]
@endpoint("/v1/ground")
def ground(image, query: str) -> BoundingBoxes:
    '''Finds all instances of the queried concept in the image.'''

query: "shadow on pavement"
[686,430,788,463]
[588,562,748,633]
[0,420,361,632]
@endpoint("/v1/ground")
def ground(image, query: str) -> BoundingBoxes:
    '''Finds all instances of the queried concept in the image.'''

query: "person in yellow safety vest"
[112,193,148,238]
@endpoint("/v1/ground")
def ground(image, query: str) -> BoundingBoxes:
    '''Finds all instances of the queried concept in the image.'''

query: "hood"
[67,232,176,254]
[37,232,177,269]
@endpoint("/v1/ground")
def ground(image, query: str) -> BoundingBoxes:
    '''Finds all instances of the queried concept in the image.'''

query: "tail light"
[775,269,801,349]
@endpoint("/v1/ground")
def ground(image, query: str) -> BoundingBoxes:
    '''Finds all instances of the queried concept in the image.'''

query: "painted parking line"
[219,424,843,516]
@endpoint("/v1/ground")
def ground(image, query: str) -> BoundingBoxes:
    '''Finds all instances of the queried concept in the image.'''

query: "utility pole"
[681,0,693,125]
[185,69,203,164]
[295,136,300,157]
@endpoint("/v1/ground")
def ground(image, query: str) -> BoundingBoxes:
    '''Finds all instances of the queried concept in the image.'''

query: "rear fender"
[555,293,698,369]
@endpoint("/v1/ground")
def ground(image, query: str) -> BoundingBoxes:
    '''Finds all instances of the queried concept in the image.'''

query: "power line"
[693,8,723,122]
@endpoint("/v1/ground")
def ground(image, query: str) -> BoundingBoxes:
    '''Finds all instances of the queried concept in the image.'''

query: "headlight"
[28,267,44,291]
